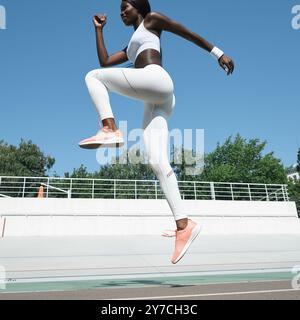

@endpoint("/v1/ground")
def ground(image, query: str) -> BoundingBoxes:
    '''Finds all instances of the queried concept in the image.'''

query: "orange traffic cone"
[37,185,44,198]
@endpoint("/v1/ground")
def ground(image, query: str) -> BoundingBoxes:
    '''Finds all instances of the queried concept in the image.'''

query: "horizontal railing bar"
[0,194,12,198]
[0,176,287,186]
[41,183,69,195]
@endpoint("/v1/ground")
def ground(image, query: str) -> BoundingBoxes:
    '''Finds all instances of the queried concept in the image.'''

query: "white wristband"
[210,47,224,61]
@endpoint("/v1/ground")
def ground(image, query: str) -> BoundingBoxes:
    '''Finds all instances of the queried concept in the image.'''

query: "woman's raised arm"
[147,12,234,75]
[93,14,128,67]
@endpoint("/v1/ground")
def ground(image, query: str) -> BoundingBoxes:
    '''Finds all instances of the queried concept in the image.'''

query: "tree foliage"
[297,148,300,174]
[200,135,287,184]
[65,148,155,180]
[288,179,300,217]
[0,139,55,177]
[66,135,286,186]
[170,144,204,181]
[1,135,288,188]
[287,148,300,216]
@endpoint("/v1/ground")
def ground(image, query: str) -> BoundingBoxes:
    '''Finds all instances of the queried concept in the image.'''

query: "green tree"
[95,148,155,180]
[170,144,204,181]
[297,148,300,174]
[200,135,287,184]
[64,148,155,180]
[0,139,55,177]
[64,164,92,179]
[64,149,156,199]
[287,148,300,217]
[65,134,288,186]
[287,180,300,217]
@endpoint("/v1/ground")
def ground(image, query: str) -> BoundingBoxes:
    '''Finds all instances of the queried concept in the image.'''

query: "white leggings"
[85,64,188,221]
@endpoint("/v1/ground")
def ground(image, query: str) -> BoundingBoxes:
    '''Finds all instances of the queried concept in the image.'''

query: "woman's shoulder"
[145,11,161,18]
[144,11,165,22]
[144,11,167,31]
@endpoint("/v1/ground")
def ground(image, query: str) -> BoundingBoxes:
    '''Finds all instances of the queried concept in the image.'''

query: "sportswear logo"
[167,170,173,178]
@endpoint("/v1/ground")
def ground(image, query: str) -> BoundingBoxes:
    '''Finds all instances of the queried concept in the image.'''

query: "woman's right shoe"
[171,219,202,264]
[79,126,124,149]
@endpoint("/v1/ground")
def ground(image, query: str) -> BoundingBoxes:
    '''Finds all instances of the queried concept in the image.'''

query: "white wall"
[0,198,299,237]
[0,198,297,217]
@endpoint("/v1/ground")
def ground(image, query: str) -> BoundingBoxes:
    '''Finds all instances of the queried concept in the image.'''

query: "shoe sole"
[172,224,202,264]
[79,139,125,149]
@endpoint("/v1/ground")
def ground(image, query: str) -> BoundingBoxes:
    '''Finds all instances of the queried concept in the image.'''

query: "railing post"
[230,183,234,200]
[114,180,116,199]
[46,178,50,198]
[248,184,252,201]
[135,180,137,199]
[22,177,26,198]
[92,179,95,199]
[265,185,270,201]
[155,181,158,200]
[210,182,216,200]
[284,185,289,202]
[69,178,73,198]
[281,185,285,202]
[194,182,197,200]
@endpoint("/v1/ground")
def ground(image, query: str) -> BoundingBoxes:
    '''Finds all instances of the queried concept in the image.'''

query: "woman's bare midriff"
[134,49,162,68]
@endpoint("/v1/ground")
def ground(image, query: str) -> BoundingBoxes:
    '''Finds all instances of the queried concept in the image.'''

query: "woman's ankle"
[102,118,117,131]
[176,218,188,231]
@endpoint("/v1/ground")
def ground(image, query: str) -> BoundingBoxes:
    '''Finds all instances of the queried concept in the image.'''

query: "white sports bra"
[125,20,161,64]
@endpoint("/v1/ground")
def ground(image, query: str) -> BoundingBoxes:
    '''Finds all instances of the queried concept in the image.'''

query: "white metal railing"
[259,187,286,202]
[0,193,11,198]
[0,176,290,202]
[40,183,71,199]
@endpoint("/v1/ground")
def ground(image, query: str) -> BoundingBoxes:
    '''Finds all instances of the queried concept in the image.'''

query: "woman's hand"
[93,14,107,29]
[219,55,235,75]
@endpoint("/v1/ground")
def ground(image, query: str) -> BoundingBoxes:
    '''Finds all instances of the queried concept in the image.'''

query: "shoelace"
[161,230,176,238]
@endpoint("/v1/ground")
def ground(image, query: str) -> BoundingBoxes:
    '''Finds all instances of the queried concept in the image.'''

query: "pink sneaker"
[79,126,124,149]
[171,220,202,264]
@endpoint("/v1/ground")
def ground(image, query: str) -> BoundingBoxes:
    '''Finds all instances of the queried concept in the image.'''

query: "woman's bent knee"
[85,69,103,84]
[157,82,174,103]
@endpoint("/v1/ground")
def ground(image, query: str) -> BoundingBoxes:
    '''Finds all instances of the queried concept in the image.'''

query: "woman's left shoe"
[171,219,202,264]
[79,126,124,149]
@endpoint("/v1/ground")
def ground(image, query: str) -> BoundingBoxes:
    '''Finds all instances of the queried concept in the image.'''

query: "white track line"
[1,267,294,284]
[0,279,291,295]
[114,288,300,300]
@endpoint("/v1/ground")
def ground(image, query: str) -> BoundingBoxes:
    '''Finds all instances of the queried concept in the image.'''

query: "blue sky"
[0,0,299,176]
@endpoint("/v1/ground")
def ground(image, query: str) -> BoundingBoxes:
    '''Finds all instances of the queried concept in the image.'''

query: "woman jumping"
[79,0,234,264]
